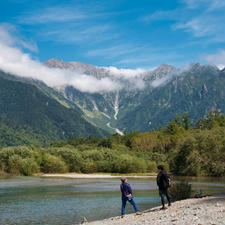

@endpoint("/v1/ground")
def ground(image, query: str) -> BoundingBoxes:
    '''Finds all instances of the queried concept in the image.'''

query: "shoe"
[136,212,142,215]
[168,203,171,207]
[121,215,125,218]
[160,206,167,210]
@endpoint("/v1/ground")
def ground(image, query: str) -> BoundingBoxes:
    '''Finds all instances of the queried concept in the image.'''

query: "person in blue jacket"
[120,178,141,218]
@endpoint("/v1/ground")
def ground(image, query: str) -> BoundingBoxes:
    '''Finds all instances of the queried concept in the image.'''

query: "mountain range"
[0,58,225,146]
[43,59,225,133]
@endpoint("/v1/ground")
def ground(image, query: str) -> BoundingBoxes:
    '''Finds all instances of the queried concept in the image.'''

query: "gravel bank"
[88,195,225,225]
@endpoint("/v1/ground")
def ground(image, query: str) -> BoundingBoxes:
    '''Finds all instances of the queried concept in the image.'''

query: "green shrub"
[41,154,68,173]
[110,155,128,173]
[169,181,192,200]
[131,158,147,173]
[21,158,39,176]
[80,161,97,173]
[182,150,202,176]
[110,155,147,173]
[96,160,112,172]
[47,147,83,172]
[208,162,225,177]
[82,150,104,161]
[151,152,167,163]
[8,155,24,174]
[0,146,36,170]
[147,161,157,173]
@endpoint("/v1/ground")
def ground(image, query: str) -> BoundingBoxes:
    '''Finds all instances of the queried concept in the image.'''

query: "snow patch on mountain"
[114,92,119,120]
[91,100,98,111]
[101,112,111,119]
[107,122,124,135]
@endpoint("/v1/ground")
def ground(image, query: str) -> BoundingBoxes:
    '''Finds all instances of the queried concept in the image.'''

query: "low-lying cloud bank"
[102,66,145,78]
[0,42,121,93]
[0,24,223,93]
[0,25,147,93]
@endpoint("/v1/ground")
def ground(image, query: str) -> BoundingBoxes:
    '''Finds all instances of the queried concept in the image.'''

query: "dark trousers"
[159,188,171,207]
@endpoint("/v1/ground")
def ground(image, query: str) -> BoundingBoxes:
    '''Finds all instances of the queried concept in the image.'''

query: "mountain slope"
[0,117,50,147]
[43,59,225,133]
[0,71,108,146]
[119,64,225,131]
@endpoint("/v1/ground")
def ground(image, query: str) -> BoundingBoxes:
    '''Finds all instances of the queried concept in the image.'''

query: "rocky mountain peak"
[43,58,96,71]
[44,58,64,68]
[156,64,175,71]
[142,64,176,82]
[152,64,176,75]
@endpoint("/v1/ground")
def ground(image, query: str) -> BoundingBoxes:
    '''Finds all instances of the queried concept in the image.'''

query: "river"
[0,176,224,225]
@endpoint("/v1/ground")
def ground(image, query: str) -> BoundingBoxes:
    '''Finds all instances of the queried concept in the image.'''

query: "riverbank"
[41,173,156,179]
[88,194,225,225]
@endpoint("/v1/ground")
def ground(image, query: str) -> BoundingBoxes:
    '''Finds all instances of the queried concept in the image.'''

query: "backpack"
[166,174,171,188]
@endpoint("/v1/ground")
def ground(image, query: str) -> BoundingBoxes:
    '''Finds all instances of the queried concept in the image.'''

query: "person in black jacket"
[120,178,141,218]
[156,165,171,210]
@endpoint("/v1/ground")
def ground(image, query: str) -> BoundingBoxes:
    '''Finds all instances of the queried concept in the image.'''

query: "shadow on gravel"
[143,208,161,213]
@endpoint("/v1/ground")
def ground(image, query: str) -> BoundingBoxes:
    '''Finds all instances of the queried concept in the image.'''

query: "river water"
[0,176,224,225]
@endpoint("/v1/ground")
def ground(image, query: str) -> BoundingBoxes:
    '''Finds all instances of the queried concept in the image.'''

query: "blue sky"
[0,0,225,69]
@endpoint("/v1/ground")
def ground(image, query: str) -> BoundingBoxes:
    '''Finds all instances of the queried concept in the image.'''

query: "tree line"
[0,110,224,177]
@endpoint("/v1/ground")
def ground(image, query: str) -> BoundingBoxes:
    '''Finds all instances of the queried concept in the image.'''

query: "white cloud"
[174,17,212,37]
[181,0,209,9]
[208,0,225,11]
[19,6,86,24]
[0,41,122,93]
[101,66,146,89]
[142,10,180,23]
[43,25,113,44]
[102,66,145,78]
[174,0,225,40]
[0,23,38,52]
[151,76,170,87]
[205,50,225,69]
[181,0,225,11]
[0,25,148,93]
[150,64,193,87]
[0,24,15,45]
[142,0,225,42]
[86,45,141,58]
[0,25,124,93]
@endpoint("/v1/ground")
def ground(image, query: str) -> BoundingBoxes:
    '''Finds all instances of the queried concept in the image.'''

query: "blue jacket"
[120,182,133,198]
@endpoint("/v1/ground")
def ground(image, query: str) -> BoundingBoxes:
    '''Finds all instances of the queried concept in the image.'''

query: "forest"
[0,110,225,177]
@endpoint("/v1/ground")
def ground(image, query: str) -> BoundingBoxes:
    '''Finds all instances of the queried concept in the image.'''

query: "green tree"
[182,112,192,130]
[98,138,112,148]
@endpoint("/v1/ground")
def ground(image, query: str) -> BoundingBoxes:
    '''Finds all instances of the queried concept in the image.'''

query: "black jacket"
[157,170,169,190]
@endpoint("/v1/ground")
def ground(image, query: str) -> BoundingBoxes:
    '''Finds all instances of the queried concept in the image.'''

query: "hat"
[120,177,127,182]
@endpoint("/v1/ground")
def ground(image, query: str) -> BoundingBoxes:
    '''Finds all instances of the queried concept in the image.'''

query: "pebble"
[88,195,225,225]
